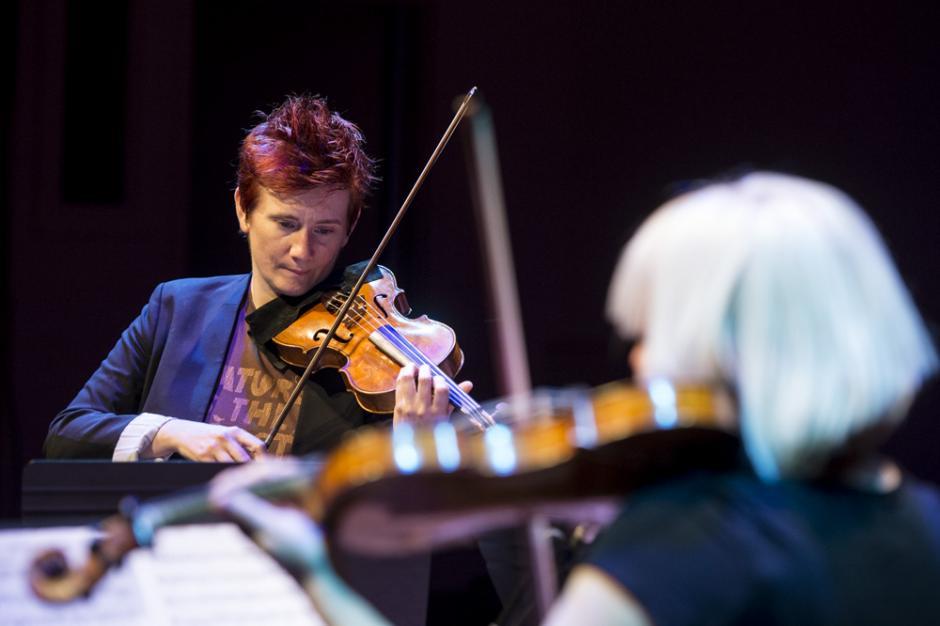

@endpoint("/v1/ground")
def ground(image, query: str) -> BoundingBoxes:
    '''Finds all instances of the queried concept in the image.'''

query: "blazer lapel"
[187,275,250,420]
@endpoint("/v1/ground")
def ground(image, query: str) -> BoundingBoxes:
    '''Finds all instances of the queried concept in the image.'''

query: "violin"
[272,265,489,428]
[308,380,738,556]
[28,380,737,603]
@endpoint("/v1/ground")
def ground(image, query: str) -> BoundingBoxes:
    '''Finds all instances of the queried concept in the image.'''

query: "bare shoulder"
[543,565,652,626]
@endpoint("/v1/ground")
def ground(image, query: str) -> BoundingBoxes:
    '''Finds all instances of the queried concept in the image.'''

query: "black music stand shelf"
[21,460,231,524]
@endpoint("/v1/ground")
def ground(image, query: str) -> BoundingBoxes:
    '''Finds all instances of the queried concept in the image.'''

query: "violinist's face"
[235,186,353,307]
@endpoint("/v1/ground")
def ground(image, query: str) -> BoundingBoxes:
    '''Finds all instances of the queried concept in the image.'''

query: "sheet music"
[0,526,147,626]
[0,524,325,626]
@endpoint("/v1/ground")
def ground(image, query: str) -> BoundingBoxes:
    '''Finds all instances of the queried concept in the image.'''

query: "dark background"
[3,1,940,623]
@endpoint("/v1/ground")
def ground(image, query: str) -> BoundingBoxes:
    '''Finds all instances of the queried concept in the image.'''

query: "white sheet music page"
[0,523,325,626]
[0,525,146,626]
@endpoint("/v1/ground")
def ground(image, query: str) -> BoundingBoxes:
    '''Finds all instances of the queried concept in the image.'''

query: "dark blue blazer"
[45,274,373,458]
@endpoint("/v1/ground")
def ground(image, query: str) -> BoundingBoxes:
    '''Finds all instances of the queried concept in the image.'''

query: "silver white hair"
[607,172,936,480]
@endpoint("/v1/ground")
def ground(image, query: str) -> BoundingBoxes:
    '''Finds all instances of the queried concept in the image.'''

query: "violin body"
[307,381,739,556]
[273,266,464,413]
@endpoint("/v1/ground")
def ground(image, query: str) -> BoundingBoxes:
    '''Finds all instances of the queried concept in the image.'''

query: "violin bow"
[461,97,532,400]
[265,87,479,448]
[462,95,557,619]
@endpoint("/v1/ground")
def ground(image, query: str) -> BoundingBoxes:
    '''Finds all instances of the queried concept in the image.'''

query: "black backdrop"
[3,1,940,621]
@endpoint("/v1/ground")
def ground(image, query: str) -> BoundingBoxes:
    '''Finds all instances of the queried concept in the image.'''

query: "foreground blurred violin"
[32,381,739,598]
[29,380,737,603]
[308,380,738,556]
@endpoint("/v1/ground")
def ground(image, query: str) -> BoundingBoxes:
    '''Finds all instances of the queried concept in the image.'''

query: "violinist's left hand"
[393,364,472,427]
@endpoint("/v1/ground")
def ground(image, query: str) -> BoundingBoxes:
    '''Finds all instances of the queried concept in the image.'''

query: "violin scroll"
[29,513,138,603]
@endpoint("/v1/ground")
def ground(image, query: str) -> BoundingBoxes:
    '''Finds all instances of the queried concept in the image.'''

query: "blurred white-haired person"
[213,172,940,626]
[546,171,940,625]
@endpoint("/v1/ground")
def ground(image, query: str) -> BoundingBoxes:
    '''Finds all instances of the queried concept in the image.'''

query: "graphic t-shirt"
[206,301,300,455]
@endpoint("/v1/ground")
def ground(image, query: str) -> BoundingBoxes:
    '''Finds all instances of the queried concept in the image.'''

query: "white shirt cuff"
[112,413,175,462]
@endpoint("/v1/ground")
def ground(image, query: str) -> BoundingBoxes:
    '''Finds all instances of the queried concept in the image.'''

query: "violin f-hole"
[374,294,390,318]
[374,292,411,318]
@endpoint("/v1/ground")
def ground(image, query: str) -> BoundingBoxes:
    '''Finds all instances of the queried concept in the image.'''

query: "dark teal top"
[587,468,940,625]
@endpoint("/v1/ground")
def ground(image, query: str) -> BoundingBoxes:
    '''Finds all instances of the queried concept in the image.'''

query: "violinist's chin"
[273,267,319,296]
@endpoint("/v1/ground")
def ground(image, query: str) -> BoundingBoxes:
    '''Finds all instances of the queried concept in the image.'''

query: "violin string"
[329,291,589,430]
[380,324,487,414]
[338,294,471,399]
[326,291,490,423]
[330,293,494,430]
[327,292,440,372]
[369,321,486,415]
[325,292,482,412]
[325,292,381,333]
[370,321,483,414]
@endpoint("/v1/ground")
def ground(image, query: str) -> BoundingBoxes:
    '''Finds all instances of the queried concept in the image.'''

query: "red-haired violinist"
[45,95,470,463]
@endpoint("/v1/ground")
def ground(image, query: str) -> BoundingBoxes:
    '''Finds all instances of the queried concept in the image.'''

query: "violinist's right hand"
[150,419,267,462]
